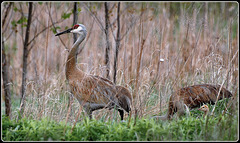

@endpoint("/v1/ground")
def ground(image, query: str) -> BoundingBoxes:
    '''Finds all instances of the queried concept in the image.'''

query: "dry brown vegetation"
[1,2,239,123]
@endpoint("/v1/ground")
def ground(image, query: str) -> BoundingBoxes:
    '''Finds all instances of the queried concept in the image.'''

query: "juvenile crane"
[198,104,209,117]
[152,84,232,120]
[55,24,132,120]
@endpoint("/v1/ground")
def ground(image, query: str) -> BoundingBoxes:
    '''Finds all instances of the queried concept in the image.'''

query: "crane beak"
[55,28,73,36]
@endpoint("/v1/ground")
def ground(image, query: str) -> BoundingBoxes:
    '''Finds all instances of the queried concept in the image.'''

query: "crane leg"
[83,102,106,119]
[85,110,93,119]
[118,109,124,120]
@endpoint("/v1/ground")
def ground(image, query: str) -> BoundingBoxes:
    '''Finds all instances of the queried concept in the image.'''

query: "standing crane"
[55,24,132,120]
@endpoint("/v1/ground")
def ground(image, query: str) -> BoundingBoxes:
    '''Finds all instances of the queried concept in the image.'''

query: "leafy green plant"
[2,105,238,141]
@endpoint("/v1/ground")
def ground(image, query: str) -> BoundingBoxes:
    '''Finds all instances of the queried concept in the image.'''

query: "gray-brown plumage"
[55,24,132,120]
[152,84,232,120]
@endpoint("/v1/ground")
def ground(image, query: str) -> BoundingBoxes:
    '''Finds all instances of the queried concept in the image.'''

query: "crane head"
[55,24,87,36]
[198,104,209,113]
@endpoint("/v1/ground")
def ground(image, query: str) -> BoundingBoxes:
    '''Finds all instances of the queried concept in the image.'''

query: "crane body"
[55,24,131,120]
[152,84,232,120]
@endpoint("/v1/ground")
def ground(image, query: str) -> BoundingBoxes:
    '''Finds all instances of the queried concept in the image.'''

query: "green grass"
[2,100,238,141]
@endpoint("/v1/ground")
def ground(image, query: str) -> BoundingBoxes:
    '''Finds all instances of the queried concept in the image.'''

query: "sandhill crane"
[55,24,132,120]
[152,84,232,120]
[198,104,209,117]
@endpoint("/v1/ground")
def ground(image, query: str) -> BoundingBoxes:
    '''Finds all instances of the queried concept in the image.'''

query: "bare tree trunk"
[133,3,145,118]
[113,2,121,84]
[2,2,12,118]
[104,2,110,79]
[73,2,78,43]
[226,18,233,89]
[2,43,11,118]
[18,2,33,120]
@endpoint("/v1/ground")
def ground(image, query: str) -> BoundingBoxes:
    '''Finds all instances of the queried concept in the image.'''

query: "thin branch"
[110,2,134,26]
[27,5,65,50]
[2,2,12,32]
[109,6,142,42]
[119,15,140,41]
[113,2,121,83]
[83,3,105,32]
[73,2,78,43]
[44,3,68,50]
[27,19,64,46]
[211,49,239,116]
[109,3,116,12]
[18,2,33,121]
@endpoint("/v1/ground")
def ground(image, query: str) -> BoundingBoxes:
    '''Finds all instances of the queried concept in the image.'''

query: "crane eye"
[202,105,207,108]
[73,24,79,29]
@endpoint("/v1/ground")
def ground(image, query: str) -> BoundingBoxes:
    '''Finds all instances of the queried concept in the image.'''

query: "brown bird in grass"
[198,104,209,117]
[55,24,132,120]
[152,84,232,120]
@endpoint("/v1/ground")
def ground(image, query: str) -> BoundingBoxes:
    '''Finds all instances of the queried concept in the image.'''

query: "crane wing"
[69,74,119,109]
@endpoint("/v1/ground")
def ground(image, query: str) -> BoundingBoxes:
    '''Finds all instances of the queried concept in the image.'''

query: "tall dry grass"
[1,2,238,123]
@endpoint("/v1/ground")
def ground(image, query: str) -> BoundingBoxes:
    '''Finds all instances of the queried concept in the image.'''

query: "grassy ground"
[2,98,238,141]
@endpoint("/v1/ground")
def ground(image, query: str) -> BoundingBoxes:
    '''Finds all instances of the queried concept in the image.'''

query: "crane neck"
[66,33,86,80]
[203,109,209,117]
